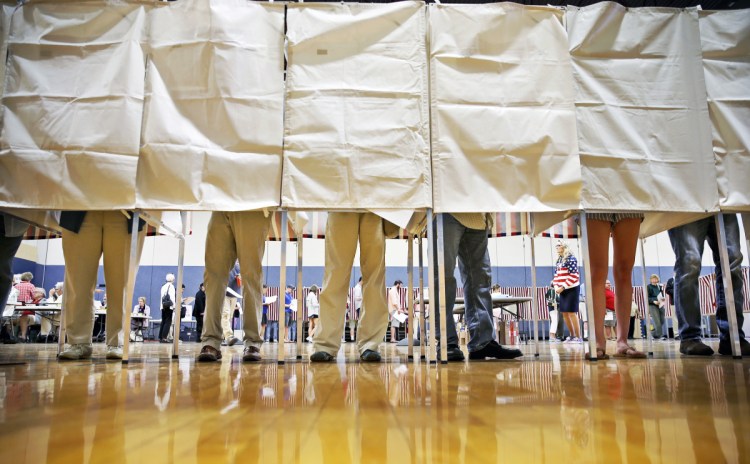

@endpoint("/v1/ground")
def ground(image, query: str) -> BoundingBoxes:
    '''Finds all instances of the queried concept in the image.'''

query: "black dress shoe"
[242,345,262,362]
[469,340,523,360]
[679,339,714,356]
[310,351,335,362]
[197,345,222,362]
[446,345,465,361]
[360,350,382,362]
[718,338,750,356]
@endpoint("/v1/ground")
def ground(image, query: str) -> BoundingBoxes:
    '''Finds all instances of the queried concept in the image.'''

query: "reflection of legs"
[611,218,641,354]
[585,219,611,352]
[62,212,104,345]
[356,213,388,355]
[202,212,237,351]
[315,213,359,356]
[102,211,145,348]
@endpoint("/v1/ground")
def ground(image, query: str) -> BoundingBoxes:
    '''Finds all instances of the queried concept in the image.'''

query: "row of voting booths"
[1,0,749,362]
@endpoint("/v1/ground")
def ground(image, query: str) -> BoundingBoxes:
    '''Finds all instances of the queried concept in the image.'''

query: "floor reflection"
[0,342,747,463]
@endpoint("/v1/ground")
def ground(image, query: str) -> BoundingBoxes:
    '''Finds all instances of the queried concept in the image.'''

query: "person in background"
[388,280,405,343]
[193,283,206,340]
[350,277,363,342]
[553,240,582,344]
[40,282,63,342]
[221,262,242,347]
[647,274,666,341]
[628,297,637,340]
[159,273,177,343]
[131,296,150,341]
[604,280,616,341]
[546,281,564,342]
[306,285,320,342]
[261,284,269,341]
[14,272,36,342]
[265,292,279,343]
[284,285,295,343]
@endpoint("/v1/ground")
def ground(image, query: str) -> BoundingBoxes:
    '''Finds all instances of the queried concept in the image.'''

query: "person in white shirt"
[388,280,406,343]
[159,274,176,343]
[306,285,320,342]
[350,277,363,342]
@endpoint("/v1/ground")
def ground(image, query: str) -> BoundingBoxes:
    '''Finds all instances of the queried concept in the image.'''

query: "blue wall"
[14,257,688,321]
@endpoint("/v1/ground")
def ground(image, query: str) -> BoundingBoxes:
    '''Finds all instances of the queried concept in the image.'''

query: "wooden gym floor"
[0,339,748,463]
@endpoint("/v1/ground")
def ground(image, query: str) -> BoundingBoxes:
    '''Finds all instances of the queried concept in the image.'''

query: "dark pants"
[628,316,635,339]
[159,308,173,340]
[0,234,24,309]
[195,315,203,341]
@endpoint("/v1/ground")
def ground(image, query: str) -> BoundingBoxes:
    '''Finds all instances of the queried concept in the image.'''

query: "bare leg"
[611,218,644,356]
[587,219,613,353]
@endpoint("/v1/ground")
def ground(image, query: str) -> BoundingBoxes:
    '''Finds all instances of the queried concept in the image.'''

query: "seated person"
[131,296,150,341]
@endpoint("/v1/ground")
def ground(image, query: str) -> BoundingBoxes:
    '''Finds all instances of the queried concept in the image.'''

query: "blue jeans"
[432,214,495,352]
[668,215,745,343]
[265,321,279,342]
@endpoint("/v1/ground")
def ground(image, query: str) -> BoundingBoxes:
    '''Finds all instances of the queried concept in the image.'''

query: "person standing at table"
[388,280,405,343]
[349,277,363,342]
[58,211,146,360]
[311,212,389,363]
[668,215,749,356]
[553,240,582,344]
[197,211,272,363]
[284,285,295,343]
[159,273,176,343]
[646,274,666,340]
[221,262,242,347]
[193,283,206,340]
[432,213,523,360]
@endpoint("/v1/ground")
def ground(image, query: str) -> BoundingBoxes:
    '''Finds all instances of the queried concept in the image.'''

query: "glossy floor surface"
[0,340,748,463]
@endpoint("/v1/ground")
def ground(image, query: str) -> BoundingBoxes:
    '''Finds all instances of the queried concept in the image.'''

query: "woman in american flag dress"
[553,241,582,343]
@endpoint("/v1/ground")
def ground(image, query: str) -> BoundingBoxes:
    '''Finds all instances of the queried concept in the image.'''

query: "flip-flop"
[585,349,609,360]
[613,346,647,359]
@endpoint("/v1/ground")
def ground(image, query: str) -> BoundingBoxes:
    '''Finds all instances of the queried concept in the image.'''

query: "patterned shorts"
[586,213,644,225]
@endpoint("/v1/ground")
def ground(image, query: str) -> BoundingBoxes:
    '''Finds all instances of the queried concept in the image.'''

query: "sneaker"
[718,338,750,356]
[105,346,123,360]
[469,340,523,360]
[310,351,335,362]
[306,336,313,343]
[242,345,262,362]
[562,337,572,344]
[227,337,241,347]
[58,343,93,360]
[360,350,382,362]
[549,338,559,343]
[197,345,222,362]
[661,336,668,341]
[680,339,714,356]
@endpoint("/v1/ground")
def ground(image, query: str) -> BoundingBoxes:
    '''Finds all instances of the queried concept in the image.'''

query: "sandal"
[585,348,609,360]
[613,346,647,359]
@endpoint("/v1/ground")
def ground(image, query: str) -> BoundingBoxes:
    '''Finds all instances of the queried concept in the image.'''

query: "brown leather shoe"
[242,345,262,362]
[197,345,222,362]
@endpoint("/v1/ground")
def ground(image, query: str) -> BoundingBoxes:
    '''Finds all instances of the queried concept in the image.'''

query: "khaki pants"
[62,211,145,346]
[201,211,270,350]
[314,212,388,356]
[222,296,237,340]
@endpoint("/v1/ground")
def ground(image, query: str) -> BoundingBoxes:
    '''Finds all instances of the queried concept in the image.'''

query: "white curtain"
[567,3,719,237]
[0,2,148,209]
[430,3,581,213]
[137,0,285,210]
[700,9,750,212]
[282,1,431,210]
